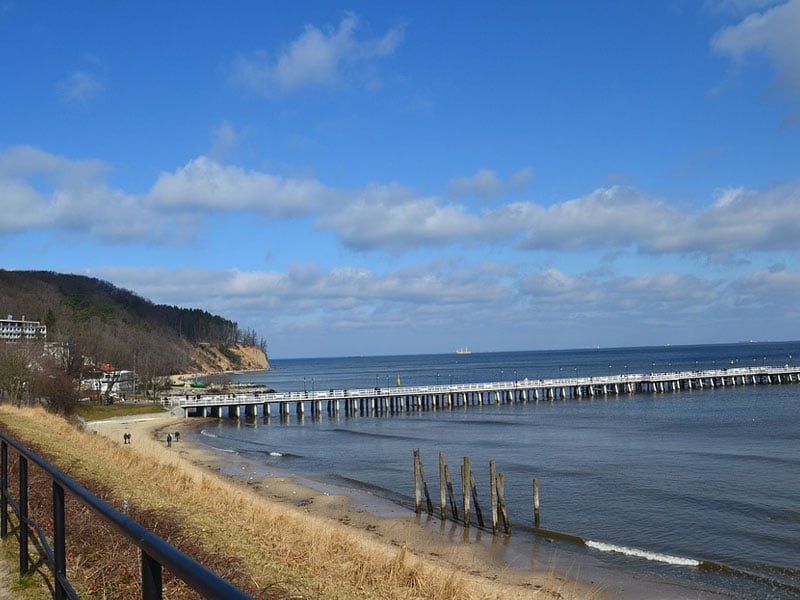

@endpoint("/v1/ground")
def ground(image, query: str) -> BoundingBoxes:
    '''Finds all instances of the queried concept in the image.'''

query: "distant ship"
[455,347,472,355]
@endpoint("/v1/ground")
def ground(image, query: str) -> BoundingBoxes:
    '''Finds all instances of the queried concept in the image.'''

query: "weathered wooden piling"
[413,448,421,513]
[438,452,446,519]
[461,456,471,528]
[469,471,484,528]
[497,472,510,534]
[419,456,433,514]
[533,478,540,528]
[490,460,498,533]
[444,464,459,520]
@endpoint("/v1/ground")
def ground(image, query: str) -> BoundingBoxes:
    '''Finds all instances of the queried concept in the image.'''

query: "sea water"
[193,341,800,599]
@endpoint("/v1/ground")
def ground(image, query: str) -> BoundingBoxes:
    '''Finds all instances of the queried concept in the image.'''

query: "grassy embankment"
[0,405,592,600]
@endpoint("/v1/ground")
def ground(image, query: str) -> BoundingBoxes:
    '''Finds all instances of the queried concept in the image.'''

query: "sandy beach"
[86,411,613,600]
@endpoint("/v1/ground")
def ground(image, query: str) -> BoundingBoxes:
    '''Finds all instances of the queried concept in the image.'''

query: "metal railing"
[0,431,252,600]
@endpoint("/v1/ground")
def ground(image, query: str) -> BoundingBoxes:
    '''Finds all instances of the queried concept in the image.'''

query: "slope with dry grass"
[0,407,599,600]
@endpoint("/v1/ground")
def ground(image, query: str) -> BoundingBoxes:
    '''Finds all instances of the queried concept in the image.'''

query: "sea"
[191,341,800,599]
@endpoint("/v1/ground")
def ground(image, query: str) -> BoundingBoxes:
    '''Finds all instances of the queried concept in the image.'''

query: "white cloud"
[96,260,797,357]
[0,146,205,242]
[232,13,404,94]
[652,182,800,255]
[4,145,800,261]
[711,0,800,121]
[149,156,332,216]
[516,186,683,252]
[317,183,486,251]
[0,146,136,234]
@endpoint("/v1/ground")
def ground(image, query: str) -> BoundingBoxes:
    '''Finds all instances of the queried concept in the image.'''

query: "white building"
[82,369,135,396]
[0,315,47,341]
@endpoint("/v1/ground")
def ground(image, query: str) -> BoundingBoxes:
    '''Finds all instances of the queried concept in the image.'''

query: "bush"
[31,369,79,415]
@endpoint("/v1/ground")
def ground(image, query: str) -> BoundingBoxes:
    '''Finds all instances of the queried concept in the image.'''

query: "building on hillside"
[0,314,47,341]
[80,363,135,398]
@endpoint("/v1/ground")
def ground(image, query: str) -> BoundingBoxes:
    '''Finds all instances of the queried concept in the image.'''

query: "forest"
[0,270,267,411]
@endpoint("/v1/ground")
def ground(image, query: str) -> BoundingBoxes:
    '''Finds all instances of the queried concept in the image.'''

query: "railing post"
[53,481,67,600]
[19,455,29,576]
[1,441,7,538]
[141,550,163,600]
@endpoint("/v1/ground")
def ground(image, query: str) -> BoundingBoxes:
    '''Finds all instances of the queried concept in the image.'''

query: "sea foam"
[585,540,700,567]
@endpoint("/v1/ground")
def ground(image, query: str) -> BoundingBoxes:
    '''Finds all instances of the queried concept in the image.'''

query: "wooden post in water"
[489,460,498,534]
[462,456,471,528]
[497,472,511,534]
[444,464,459,520]
[469,471,484,528]
[533,478,541,528]
[439,452,446,520]
[419,455,434,514]
[413,449,421,514]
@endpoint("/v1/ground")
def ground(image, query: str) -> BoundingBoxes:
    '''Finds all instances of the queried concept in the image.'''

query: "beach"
[87,411,611,600]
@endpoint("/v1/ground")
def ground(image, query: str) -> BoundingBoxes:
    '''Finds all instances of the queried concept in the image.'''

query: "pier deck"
[170,365,800,420]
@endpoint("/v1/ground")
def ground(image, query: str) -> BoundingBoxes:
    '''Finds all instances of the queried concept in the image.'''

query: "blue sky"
[2,1,800,358]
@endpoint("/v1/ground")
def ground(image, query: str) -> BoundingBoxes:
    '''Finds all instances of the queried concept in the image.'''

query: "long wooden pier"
[170,364,800,420]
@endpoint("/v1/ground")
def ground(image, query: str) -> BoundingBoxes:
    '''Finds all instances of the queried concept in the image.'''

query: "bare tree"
[0,341,41,407]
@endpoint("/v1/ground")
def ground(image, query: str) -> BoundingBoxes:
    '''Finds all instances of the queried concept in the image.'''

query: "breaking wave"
[585,540,700,567]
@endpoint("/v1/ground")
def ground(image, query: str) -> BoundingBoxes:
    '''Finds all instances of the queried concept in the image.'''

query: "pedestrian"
[174,431,180,442]
[166,432,172,448]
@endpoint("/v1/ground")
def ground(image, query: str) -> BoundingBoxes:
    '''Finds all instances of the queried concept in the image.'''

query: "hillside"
[0,270,269,380]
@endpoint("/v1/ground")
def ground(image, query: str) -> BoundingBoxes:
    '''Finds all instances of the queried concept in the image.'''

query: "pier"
[171,364,800,420]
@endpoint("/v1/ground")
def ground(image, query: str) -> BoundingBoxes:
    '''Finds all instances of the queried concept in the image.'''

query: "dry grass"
[0,406,597,599]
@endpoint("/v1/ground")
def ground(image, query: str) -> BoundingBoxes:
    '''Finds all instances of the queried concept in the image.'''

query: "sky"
[2,1,800,359]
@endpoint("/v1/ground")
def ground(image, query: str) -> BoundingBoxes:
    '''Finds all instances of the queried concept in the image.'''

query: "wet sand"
[87,412,723,600]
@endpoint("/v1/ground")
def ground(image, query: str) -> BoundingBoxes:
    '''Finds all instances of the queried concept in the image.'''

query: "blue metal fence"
[0,431,252,600]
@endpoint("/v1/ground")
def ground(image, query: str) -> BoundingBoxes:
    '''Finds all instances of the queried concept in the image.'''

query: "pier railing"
[170,364,800,419]
[0,430,252,600]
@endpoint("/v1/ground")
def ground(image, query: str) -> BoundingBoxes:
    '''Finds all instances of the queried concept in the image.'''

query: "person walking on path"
[166,432,172,448]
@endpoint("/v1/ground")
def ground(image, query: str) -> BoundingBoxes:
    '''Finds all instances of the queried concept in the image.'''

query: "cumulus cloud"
[232,13,404,94]
[99,261,789,357]
[652,182,800,255]
[149,156,332,216]
[317,183,487,251]
[711,0,800,122]
[0,145,159,239]
[4,144,800,261]
[515,186,684,252]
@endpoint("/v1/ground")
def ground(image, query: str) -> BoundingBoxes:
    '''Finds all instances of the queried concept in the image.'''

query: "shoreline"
[88,413,607,599]
[87,413,729,600]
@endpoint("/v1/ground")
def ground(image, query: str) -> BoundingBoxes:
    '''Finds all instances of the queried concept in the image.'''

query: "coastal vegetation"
[0,406,590,599]
[0,270,269,413]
